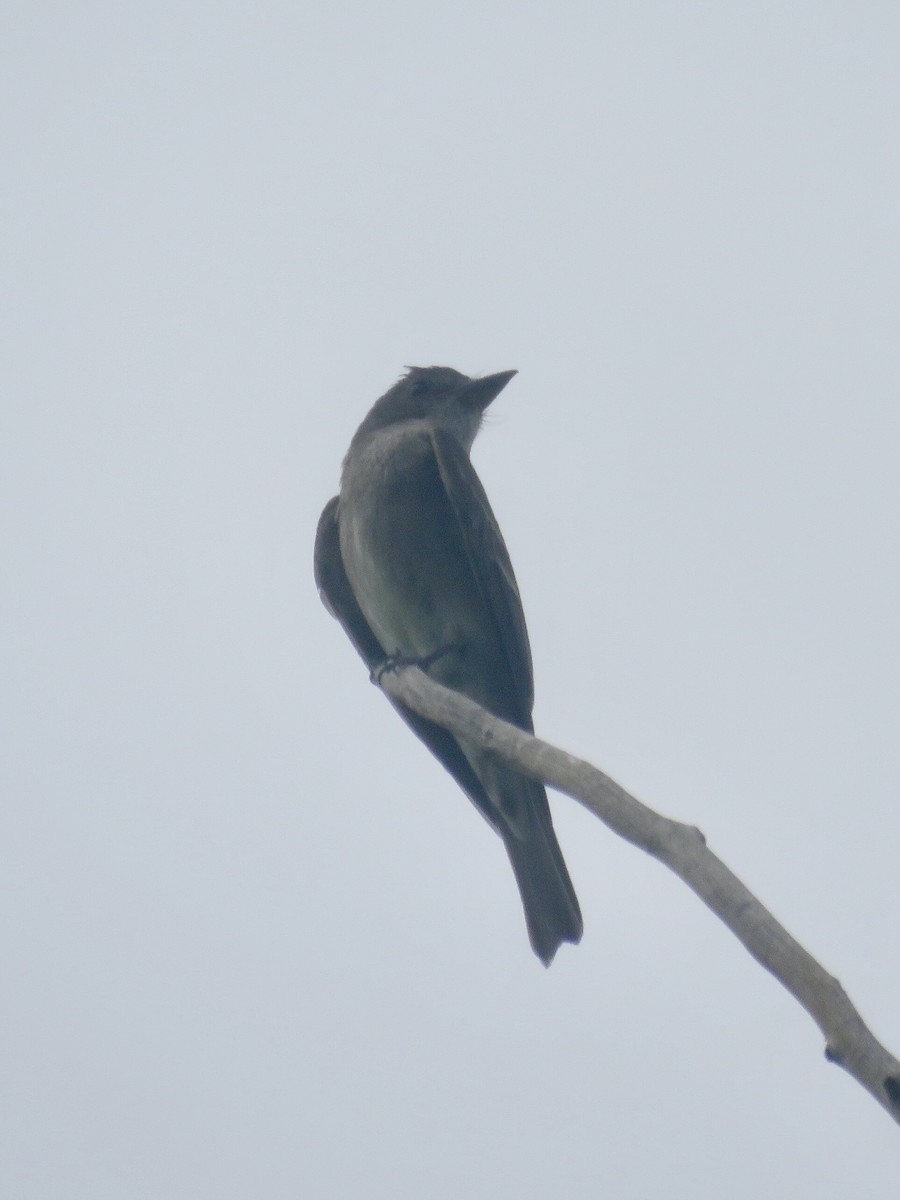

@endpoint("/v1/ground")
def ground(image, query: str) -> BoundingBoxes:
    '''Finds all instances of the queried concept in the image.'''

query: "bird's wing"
[314,497,386,667]
[430,429,535,727]
[314,496,498,819]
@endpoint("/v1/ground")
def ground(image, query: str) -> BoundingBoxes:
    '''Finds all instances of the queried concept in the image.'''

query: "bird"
[314,366,582,964]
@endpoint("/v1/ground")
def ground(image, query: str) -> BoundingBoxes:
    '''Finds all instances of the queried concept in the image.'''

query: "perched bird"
[314,367,582,964]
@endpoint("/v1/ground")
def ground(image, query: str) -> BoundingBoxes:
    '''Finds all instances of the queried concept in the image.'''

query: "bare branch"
[378,664,900,1127]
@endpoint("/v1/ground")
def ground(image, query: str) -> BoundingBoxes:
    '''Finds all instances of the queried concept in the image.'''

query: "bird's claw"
[370,644,457,685]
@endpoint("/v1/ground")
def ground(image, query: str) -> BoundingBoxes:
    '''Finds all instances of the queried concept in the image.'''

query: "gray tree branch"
[378,663,900,1127]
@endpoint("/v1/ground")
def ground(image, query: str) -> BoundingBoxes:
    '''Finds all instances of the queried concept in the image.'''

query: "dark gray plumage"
[314,367,582,964]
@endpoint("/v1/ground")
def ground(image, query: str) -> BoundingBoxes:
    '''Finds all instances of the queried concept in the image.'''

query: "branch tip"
[377,662,900,1128]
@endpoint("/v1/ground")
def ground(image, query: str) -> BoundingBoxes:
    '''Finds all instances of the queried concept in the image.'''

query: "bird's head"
[350,366,517,453]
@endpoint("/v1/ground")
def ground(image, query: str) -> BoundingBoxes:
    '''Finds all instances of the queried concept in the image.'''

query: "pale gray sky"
[3,3,900,1196]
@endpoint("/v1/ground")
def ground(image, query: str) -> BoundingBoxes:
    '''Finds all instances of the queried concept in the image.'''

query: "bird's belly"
[340,505,470,662]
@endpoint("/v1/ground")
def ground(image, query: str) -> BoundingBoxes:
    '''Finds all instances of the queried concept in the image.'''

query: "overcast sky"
[3,3,900,1197]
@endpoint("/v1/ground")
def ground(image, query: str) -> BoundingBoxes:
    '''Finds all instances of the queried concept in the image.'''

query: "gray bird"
[314,367,582,964]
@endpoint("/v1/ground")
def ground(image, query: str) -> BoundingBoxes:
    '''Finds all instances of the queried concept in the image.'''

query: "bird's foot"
[370,644,457,685]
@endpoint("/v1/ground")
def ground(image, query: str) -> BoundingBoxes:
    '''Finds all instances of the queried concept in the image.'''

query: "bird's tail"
[502,802,583,966]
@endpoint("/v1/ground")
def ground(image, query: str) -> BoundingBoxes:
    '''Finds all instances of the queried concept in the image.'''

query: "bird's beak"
[461,369,518,411]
